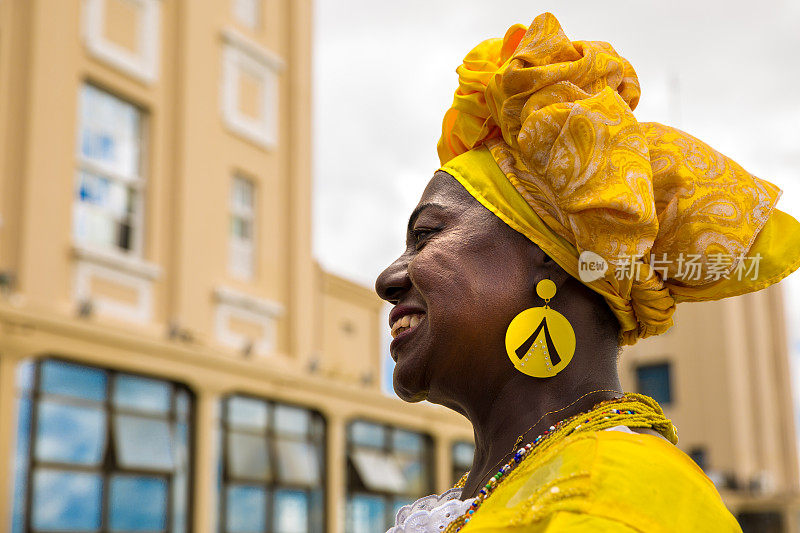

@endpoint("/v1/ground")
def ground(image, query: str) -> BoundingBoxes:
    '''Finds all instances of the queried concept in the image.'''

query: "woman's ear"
[540,255,572,294]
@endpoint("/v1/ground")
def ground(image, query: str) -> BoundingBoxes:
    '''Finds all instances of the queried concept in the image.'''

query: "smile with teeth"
[391,313,424,338]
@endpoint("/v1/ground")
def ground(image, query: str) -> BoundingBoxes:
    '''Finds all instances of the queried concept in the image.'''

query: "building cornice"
[0,301,470,432]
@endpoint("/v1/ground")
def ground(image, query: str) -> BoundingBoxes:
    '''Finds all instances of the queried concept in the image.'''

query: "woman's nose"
[375,255,412,304]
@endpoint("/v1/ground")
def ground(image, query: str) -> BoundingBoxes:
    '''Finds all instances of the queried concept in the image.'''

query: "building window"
[635,362,673,406]
[233,0,261,30]
[220,395,325,533]
[346,421,433,533]
[74,84,144,256]
[11,359,192,533]
[451,441,474,486]
[221,31,283,149]
[688,446,707,471]
[737,512,784,533]
[83,0,161,83]
[229,175,256,279]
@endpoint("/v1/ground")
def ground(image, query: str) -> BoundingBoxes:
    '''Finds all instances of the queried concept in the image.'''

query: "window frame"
[15,357,195,533]
[450,441,474,487]
[219,394,327,533]
[635,361,674,406]
[228,174,257,280]
[74,82,148,258]
[345,420,434,532]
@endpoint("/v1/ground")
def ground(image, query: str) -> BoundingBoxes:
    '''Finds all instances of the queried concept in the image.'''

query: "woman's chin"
[392,366,429,403]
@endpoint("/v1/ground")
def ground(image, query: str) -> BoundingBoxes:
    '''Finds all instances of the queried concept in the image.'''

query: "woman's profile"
[375,12,800,533]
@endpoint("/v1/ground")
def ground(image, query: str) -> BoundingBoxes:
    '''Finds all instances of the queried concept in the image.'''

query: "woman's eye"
[410,228,437,247]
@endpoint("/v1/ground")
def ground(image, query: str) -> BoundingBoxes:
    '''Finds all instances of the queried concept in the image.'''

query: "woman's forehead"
[418,171,473,206]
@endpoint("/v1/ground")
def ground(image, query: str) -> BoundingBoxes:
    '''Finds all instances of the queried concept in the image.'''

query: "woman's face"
[375,171,545,405]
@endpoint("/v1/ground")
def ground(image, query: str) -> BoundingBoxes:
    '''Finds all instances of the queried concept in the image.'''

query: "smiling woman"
[374,12,800,533]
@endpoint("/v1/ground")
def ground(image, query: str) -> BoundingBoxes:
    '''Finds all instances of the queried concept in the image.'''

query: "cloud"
[312,1,800,287]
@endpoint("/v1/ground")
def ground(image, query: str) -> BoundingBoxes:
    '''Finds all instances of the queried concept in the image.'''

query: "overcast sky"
[312,0,800,287]
[310,1,800,395]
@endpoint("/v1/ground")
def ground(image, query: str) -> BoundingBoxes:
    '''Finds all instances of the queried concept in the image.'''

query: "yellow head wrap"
[437,13,800,346]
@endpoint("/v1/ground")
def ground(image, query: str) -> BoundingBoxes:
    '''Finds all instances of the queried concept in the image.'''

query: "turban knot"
[437,13,800,346]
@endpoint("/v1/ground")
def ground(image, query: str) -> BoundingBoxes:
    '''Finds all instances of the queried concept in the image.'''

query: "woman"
[375,12,800,533]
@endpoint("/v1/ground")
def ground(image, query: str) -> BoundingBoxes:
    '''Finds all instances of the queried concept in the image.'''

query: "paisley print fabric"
[437,12,800,346]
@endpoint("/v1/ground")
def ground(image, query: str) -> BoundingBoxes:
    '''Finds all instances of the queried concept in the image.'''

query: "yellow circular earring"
[505,279,576,378]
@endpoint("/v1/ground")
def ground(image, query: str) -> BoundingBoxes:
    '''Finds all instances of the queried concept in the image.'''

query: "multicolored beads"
[444,395,667,533]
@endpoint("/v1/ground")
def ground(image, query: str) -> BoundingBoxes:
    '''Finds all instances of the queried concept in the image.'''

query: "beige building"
[0,1,471,532]
[620,286,800,531]
[1,1,800,533]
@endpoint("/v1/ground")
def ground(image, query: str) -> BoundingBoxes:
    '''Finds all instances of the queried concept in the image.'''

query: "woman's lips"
[389,313,425,360]
[390,312,424,338]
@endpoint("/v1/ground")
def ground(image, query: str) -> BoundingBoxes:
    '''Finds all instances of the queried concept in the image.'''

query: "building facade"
[620,286,800,532]
[0,1,472,532]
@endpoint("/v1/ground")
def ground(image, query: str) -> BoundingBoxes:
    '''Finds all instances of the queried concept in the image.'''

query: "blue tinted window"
[175,421,190,466]
[349,421,385,448]
[222,397,324,533]
[636,363,673,405]
[227,432,270,481]
[114,374,171,413]
[113,415,174,471]
[32,469,102,531]
[275,440,319,486]
[228,396,269,430]
[173,421,190,533]
[40,360,106,401]
[274,490,309,533]
[309,491,324,533]
[275,405,310,437]
[392,429,423,454]
[346,494,386,533]
[173,469,188,533]
[452,441,474,469]
[16,360,191,533]
[347,421,432,530]
[452,441,474,485]
[12,398,32,533]
[76,171,131,217]
[109,475,168,531]
[35,401,106,464]
[79,84,141,177]
[16,361,35,393]
[396,458,426,495]
[176,389,190,422]
[226,485,267,533]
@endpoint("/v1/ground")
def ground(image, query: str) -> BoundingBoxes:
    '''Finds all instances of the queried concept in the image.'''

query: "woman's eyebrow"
[407,202,446,232]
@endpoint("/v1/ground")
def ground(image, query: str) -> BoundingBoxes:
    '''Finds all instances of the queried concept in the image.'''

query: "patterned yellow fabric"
[463,430,741,532]
[437,13,800,345]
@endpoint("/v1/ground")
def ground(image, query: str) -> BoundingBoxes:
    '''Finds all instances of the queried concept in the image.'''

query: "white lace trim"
[386,487,475,533]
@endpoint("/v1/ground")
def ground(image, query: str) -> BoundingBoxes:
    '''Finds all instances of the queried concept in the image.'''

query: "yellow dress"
[463,430,741,532]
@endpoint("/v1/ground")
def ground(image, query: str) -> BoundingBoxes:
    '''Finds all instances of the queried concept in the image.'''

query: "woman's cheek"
[408,249,450,292]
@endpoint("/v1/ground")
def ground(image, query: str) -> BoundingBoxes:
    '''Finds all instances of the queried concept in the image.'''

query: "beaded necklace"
[444,393,676,533]
[465,388,623,493]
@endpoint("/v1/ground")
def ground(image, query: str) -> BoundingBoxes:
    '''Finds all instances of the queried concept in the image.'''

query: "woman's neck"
[458,378,622,498]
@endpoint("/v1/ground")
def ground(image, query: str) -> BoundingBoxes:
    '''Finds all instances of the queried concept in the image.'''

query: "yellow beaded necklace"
[444,393,676,533]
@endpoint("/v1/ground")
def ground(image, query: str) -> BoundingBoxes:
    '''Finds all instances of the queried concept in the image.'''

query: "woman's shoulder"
[464,430,742,532]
